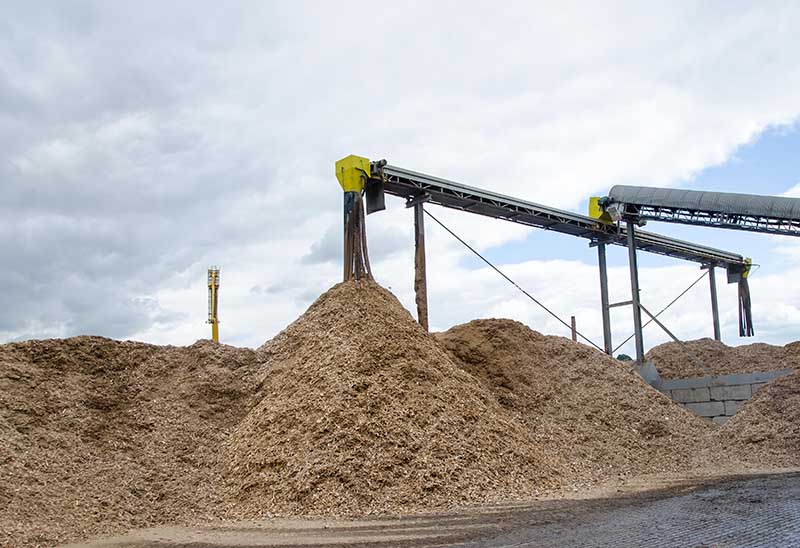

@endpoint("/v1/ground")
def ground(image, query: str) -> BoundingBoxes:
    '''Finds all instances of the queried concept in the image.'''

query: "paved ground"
[63,472,800,548]
[457,473,800,548]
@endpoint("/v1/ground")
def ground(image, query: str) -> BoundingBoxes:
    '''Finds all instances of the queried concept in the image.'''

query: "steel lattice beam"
[380,164,748,271]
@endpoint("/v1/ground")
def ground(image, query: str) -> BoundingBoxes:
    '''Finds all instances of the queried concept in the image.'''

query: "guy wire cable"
[424,209,605,352]
[612,270,709,355]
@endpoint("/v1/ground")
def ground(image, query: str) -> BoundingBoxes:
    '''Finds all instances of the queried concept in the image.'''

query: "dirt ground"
[61,471,800,548]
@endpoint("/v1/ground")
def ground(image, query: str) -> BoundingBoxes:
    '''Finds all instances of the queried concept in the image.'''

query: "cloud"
[783,183,800,198]
[1,1,800,349]
[771,183,800,263]
[302,217,410,266]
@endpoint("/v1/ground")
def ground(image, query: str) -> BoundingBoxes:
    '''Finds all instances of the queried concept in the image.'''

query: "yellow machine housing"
[336,154,371,193]
[742,257,752,278]
[588,196,614,224]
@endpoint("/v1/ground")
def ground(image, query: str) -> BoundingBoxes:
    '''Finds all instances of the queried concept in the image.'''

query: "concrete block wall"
[656,369,792,424]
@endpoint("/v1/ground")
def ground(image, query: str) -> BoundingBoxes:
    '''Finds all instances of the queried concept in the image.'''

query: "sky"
[2,1,799,356]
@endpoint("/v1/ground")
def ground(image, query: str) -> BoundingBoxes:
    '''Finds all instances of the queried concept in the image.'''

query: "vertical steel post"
[597,243,613,355]
[414,203,429,331]
[342,191,356,281]
[709,265,721,341]
[626,222,645,363]
[207,267,220,344]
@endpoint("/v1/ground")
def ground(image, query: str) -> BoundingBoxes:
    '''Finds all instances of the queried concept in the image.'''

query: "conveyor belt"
[604,185,800,237]
[381,165,748,270]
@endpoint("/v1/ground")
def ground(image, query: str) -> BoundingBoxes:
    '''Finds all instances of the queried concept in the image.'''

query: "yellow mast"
[207,267,220,343]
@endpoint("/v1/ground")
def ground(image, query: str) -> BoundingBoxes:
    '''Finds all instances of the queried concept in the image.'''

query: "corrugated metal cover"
[608,185,800,220]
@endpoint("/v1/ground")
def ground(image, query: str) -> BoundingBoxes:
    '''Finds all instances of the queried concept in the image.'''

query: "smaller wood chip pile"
[712,370,800,467]
[646,338,800,379]
[437,320,711,486]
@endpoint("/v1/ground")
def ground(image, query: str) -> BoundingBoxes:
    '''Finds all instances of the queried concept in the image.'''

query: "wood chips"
[1,281,798,547]
[437,319,711,485]
[0,337,262,547]
[646,338,799,379]
[224,280,563,518]
[713,370,800,467]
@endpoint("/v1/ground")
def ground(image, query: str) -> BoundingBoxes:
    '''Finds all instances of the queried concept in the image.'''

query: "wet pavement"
[458,473,800,548]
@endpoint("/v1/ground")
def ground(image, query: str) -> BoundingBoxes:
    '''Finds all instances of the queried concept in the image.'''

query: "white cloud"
[769,183,800,264]
[783,183,800,198]
[2,1,800,350]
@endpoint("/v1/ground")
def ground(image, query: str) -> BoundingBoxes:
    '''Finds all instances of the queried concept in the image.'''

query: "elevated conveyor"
[336,156,753,361]
[590,184,797,351]
[599,185,800,237]
[380,165,749,271]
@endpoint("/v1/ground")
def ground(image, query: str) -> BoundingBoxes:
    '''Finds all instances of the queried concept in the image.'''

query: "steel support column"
[626,222,645,363]
[709,266,721,341]
[414,203,429,331]
[597,243,613,355]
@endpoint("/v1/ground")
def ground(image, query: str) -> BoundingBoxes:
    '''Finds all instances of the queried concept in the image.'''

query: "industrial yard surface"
[62,473,800,548]
[2,281,798,547]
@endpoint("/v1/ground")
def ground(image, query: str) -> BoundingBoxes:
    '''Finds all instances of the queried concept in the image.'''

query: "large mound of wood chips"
[224,281,563,516]
[645,338,799,379]
[0,337,262,547]
[1,281,798,548]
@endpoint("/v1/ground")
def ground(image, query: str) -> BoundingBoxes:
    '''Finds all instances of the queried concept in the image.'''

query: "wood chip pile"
[0,337,262,548]
[1,281,798,548]
[437,319,711,486]
[645,338,799,379]
[712,370,800,467]
[223,280,563,516]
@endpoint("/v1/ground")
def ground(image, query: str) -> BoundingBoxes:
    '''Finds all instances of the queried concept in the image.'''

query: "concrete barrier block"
[685,401,725,417]
[750,382,767,395]
[712,416,729,425]
[725,400,744,416]
[659,377,714,390]
[710,384,751,401]
[634,361,662,388]
[672,387,710,403]
[658,368,793,391]
[710,369,794,386]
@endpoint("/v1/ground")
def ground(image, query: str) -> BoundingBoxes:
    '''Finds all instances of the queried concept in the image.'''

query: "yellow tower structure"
[207,266,220,343]
[335,154,376,281]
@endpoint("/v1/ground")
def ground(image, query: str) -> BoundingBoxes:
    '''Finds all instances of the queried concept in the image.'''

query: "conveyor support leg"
[626,222,645,363]
[597,243,613,355]
[709,266,721,342]
[414,203,429,331]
